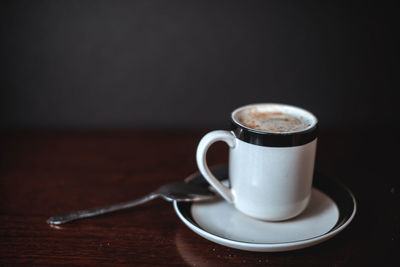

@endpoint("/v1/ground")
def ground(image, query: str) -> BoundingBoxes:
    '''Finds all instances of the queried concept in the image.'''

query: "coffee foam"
[233,104,315,133]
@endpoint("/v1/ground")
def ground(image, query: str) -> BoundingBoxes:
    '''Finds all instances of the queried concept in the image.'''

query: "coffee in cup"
[235,106,312,133]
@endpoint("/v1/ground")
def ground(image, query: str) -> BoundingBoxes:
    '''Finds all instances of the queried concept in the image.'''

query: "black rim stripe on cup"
[230,120,318,147]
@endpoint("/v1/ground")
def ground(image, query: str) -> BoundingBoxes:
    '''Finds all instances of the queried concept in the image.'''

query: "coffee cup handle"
[196,130,236,203]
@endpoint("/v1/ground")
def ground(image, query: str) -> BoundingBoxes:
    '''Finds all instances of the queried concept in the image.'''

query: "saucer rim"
[174,168,357,252]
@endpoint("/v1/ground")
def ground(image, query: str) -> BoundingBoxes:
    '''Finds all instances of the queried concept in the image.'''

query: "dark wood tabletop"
[0,129,398,266]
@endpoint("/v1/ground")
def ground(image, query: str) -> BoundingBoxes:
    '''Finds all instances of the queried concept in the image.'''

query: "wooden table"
[0,129,398,266]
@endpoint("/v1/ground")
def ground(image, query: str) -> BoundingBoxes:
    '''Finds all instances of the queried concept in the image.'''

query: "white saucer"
[174,166,356,252]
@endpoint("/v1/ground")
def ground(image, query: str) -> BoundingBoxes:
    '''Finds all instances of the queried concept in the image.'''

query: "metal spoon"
[47,181,215,225]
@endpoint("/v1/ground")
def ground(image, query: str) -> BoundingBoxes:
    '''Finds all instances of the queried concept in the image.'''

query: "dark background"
[0,0,396,129]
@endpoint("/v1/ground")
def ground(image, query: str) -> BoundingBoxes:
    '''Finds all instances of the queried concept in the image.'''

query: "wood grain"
[0,129,398,266]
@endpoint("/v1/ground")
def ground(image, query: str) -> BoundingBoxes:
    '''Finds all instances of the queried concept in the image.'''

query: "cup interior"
[232,103,318,134]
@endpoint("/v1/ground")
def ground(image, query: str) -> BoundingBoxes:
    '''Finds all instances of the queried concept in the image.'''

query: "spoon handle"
[47,193,158,225]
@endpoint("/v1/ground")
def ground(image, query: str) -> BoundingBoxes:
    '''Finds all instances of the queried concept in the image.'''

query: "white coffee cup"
[196,103,318,221]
